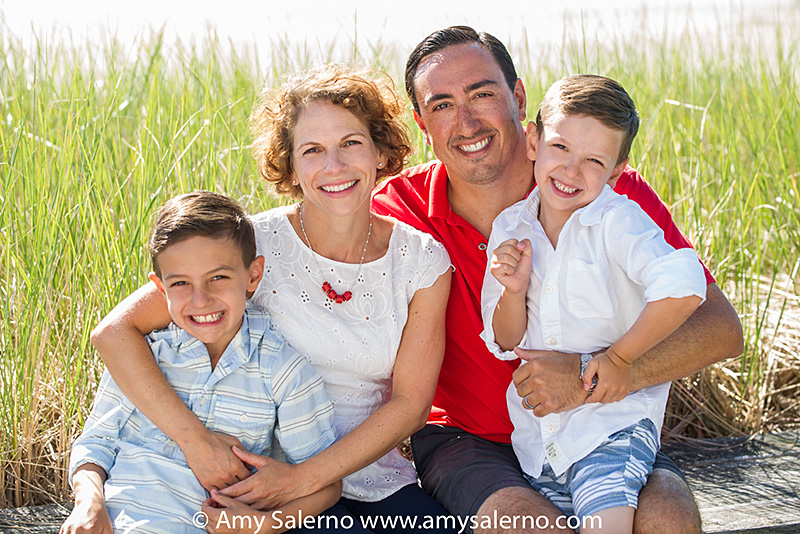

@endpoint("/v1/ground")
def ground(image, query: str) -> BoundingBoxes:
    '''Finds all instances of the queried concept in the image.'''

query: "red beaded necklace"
[298,203,372,304]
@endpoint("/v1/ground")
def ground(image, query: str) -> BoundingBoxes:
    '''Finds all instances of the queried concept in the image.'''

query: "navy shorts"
[411,424,685,521]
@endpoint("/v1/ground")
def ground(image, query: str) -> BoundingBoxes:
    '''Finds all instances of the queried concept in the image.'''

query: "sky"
[2,0,791,59]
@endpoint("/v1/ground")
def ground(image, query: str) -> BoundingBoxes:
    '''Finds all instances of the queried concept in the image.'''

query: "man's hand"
[583,350,633,404]
[217,446,311,510]
[181,429,253,492]
[512,347,588,416]
[490,239,533,294]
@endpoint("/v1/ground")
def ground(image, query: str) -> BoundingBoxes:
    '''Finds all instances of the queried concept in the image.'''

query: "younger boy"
[63,192,338,534]
[480,75,706,532]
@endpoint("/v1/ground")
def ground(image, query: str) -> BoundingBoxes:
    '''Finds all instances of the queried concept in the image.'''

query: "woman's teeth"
[321,180,357,192]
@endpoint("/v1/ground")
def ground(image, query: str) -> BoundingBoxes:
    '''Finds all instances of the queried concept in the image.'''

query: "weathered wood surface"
[0,502,71,533]
[1,431,797,533]
[663,430,800,533]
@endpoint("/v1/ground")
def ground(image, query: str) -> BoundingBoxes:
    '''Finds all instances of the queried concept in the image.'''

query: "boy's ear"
[412,110,431,146]
[608,158,629,188]
[247,256,265,292]
[149,272,167,297]
[525,121,539,162]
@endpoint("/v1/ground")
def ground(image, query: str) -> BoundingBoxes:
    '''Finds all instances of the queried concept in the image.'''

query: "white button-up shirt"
[481,186,707,477]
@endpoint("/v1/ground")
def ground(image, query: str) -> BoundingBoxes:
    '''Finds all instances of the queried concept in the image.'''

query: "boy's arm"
[583,295,703,403]
[488,239,534,352]
[61,464,112,534]
[90,282,251,490]
[203,480,342,534]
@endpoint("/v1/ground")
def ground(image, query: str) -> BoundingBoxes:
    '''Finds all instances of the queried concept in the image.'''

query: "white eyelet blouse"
[250,205,451,501]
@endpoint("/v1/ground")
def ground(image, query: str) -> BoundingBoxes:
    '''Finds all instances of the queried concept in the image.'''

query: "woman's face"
[291,100,386,219]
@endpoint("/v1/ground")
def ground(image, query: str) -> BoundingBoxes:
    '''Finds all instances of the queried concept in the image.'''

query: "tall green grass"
[1,14,799,506]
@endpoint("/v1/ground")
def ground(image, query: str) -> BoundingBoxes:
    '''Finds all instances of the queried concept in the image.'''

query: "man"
[371,26,743,534]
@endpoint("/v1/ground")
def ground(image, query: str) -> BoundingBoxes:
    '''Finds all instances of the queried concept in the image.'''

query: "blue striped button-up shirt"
[69,307,335,533]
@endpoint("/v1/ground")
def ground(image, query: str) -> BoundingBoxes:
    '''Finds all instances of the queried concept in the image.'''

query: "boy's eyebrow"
[424,79,500,108]
[161,265,237,281]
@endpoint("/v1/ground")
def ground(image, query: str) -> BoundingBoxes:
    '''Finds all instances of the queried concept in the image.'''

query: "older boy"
[480,75,706,532]
[63,192,338,534]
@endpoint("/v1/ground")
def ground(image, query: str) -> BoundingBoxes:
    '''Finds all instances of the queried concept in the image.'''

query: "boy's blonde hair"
[536,74,639,165]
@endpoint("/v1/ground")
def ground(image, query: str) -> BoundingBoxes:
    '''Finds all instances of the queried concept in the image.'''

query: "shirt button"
[478,243,487,251]
[240,414,248,423]
[547,425,556,433]
[198,397,206,405]
[549,338,557,345]
[545,285,553,294]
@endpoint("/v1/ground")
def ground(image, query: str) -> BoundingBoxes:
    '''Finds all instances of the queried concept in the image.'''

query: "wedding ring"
[523,395,534,410]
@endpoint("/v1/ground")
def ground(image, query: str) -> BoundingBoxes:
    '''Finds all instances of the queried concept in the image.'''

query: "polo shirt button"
[545,285,553,294]
[478,243,487,251]
[240,414,248,423]
[549,337,557,345]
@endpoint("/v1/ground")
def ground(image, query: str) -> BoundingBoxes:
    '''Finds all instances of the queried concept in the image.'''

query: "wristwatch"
[579,353,597,393]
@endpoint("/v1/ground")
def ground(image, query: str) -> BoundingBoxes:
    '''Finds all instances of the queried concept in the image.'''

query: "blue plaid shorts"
[523,418,659,521]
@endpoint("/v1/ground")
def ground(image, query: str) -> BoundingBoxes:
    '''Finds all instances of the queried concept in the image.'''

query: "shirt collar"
[428,161,451,220]
[505,184,616,231]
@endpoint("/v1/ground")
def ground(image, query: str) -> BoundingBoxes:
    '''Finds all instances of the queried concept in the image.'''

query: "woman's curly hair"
[250,64,412,198]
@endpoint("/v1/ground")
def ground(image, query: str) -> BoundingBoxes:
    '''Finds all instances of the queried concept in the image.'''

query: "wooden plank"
[663,431,800,533]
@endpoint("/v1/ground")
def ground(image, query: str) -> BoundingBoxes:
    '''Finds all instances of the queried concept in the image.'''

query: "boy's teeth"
[553,179,578,194]
[458,137,490,153]
[193,312,223,323]
[321,180,357,192]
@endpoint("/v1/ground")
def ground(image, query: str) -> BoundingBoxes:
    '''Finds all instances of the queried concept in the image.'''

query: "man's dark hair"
[148,191,256,277]
[405,26,518,113]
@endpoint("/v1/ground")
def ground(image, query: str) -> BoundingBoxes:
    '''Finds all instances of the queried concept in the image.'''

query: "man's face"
[411,43,527,186]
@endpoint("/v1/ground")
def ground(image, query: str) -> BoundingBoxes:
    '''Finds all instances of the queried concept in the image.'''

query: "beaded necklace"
[298,203,372,304]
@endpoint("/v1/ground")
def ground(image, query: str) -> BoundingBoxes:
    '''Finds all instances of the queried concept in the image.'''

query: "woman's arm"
[90,282,251,490]
[218,269,452,509]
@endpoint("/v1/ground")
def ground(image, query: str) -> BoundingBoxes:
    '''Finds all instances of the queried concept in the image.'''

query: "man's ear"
[524,121,539,162]
[413,110,431,146]
[608,158,629,188]
[149,272,167,297]
[247,256,265,292]
[514,79,527,122]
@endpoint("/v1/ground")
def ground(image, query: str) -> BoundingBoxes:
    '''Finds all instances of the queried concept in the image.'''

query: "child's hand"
[582,350,633,404]
[60,498,113,534]
[203,491,266,534]
[490,239,533,294]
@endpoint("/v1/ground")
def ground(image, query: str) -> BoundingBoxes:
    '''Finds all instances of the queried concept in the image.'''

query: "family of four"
[62,25,743,534]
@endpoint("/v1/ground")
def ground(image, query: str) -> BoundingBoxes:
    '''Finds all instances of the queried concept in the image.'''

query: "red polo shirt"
[371,160,714,443]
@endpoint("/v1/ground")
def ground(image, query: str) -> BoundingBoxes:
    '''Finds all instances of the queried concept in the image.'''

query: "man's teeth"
[553,179,579,194]
[458,137,490,153]
[193,312,223,323]
[321,180,357,193]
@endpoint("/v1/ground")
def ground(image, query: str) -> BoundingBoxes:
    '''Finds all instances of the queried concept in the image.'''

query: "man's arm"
[514,283,743,416]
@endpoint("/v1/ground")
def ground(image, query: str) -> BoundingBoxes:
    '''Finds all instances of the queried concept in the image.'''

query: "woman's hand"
[217,447,311,510]
[182,430,253,492]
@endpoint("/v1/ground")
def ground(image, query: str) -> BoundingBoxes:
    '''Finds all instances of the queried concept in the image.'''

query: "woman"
[89,64,453,533]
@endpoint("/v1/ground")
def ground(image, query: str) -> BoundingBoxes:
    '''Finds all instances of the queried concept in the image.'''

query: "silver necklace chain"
[298,202,373,298]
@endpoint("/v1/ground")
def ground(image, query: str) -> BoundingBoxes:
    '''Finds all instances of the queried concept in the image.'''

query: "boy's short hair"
[148,191,256,277]
[536,74,639,165]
